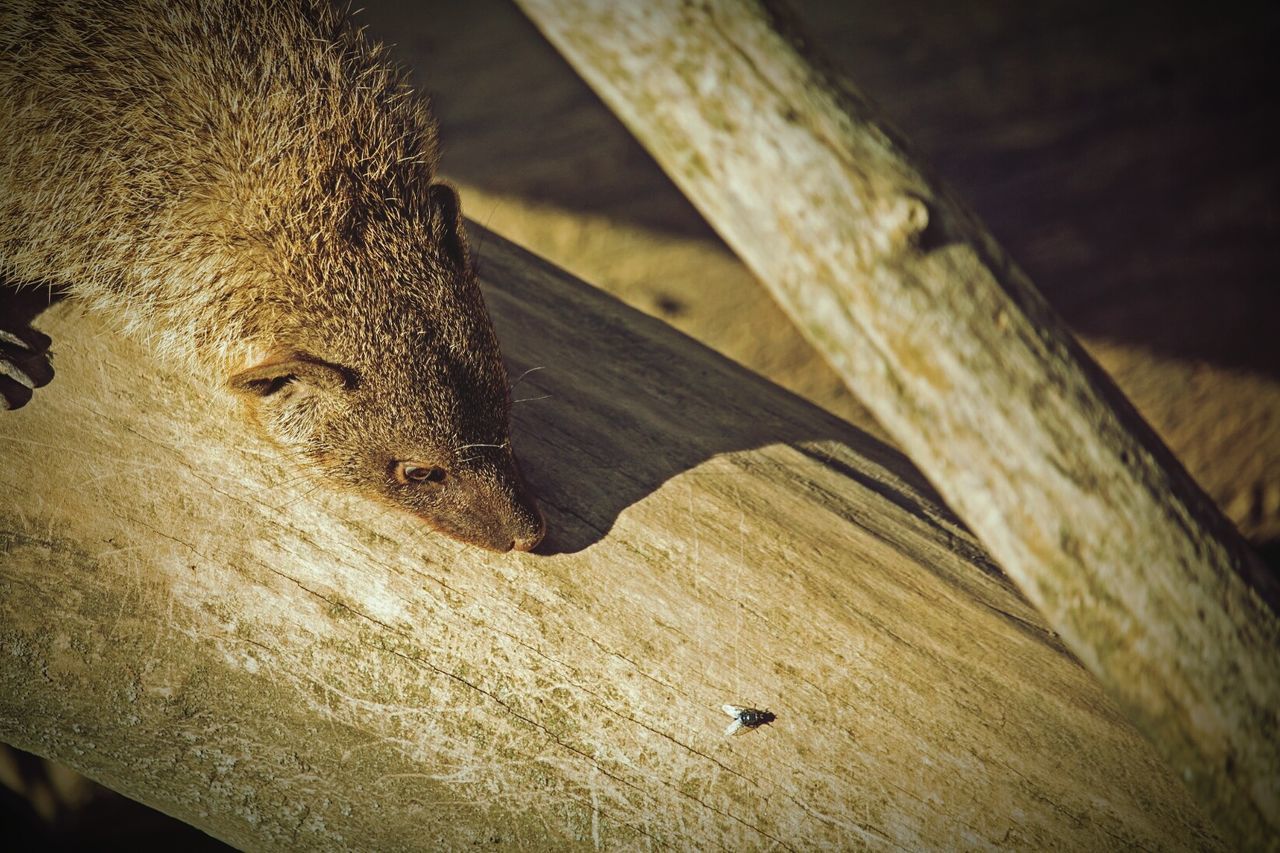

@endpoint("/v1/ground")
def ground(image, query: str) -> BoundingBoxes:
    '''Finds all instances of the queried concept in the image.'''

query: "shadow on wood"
[0,230,1217,849]
[481,228,965,562]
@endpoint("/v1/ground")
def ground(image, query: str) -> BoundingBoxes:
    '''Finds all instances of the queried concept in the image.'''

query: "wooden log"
[0,228,1221,848]
[511,1,1280,847]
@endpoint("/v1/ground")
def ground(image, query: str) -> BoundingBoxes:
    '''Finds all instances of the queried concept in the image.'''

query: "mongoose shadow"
[472,223,984,565]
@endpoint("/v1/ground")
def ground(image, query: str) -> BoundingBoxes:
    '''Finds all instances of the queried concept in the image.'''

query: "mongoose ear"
[428,182,470,271]
[228,353,352,398]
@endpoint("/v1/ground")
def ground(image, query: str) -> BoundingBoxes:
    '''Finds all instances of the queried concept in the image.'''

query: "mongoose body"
[0,0,545,551]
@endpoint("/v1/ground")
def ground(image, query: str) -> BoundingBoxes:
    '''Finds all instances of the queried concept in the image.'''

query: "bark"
[0,229,1222,849]
[512,1,1280,848]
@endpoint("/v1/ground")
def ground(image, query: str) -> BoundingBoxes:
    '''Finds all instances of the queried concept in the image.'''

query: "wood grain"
[0,229,1219,849]
[512,1,1280,847]
[358,0,1280,547]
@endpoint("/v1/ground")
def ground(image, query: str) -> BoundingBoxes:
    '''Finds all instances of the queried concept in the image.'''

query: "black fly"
[722,704,776,736]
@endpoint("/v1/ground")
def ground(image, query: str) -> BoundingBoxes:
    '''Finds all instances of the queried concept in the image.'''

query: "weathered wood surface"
[0,229,1219,849]
[512,1,1280,847]
[365,0,1280,547]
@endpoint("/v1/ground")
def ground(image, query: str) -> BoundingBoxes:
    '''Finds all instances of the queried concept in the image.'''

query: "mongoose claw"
[0,326,54,410]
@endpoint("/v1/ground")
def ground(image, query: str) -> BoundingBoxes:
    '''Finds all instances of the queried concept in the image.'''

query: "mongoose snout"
[398,455,546,553]
[1,0,546,552]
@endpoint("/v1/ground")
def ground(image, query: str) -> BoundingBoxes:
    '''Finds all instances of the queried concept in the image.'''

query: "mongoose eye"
[393,462,447,485]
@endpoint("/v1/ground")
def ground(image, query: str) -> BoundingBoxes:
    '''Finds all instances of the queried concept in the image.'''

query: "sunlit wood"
[0,230,1219,849]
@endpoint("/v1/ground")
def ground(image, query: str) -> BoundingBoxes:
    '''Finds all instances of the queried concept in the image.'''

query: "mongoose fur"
[0,0,545,552]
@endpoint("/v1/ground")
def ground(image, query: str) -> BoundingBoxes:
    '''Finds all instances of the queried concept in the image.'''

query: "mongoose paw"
[0,325,54,410]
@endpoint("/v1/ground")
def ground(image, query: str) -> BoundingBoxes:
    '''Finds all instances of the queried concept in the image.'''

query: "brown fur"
[0,0,544,551]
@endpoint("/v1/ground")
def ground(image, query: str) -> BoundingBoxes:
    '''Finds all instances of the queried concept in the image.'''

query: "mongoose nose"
[510,528,544,553]
[511,534,539,552]
[510,511,546,552]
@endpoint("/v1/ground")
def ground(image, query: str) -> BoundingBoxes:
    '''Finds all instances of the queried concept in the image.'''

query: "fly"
[723,704,776,736]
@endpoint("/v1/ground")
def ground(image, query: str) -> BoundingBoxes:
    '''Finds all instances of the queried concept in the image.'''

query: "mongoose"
[0,0,545,552]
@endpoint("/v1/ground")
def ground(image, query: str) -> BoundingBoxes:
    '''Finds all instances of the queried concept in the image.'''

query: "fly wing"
[722,704,745,718]
[724,718,745,737]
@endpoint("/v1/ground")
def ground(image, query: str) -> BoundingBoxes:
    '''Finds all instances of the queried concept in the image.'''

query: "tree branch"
[511,2,1279,846]
[0,229,1219,848]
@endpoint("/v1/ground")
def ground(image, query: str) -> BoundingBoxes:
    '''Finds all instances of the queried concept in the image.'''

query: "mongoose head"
[228,184,545,552]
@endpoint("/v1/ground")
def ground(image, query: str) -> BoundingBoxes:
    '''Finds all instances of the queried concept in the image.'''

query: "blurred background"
[4,0,1277,846]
